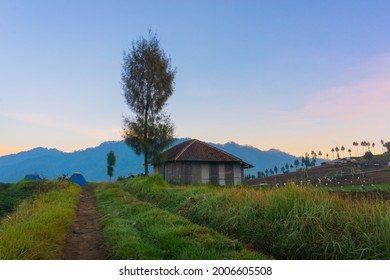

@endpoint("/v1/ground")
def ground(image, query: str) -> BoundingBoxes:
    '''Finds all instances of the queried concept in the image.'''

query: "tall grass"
[94,183,267,260]
[125,175,390,259]
[0,180,72,219]
[0,188,31,218]
[0,184,81,259]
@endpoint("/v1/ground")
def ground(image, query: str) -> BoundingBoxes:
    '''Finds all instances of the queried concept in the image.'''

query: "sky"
[0,0,389,157]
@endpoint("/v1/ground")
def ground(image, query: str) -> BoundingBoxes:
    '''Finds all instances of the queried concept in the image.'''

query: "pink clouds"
[304,74,390,121]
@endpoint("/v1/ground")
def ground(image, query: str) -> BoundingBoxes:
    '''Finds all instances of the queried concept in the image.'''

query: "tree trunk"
[144,152,148,176]
[144,93,150,176]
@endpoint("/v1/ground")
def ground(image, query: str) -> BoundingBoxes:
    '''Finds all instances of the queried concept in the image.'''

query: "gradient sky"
[1,0,389,157]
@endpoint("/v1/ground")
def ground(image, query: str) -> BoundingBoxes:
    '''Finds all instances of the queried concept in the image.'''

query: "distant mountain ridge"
[0,139,301,183]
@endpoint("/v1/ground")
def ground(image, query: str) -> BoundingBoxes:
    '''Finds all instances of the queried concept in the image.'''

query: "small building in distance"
[153,139,253,186]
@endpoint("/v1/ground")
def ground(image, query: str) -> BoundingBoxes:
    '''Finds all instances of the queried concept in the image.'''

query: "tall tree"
[353,141,359,157]
[107,150,116,182]
[121,31,176,175]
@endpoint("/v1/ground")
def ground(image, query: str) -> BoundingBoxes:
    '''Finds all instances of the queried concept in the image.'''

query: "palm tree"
[341,146,345,158]
[361,141,365,154]
[331,148,335,159]
[335,147,340,158]
[381,139,385,153]
[353,141,359,157]
[348,148,352,157]
[326,153,329,160]
[372,142,376,155]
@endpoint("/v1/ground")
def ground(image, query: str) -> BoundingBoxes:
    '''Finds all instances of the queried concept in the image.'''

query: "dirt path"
[63,185,106,260]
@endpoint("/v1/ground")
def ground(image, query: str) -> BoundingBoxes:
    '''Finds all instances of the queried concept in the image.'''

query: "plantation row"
[93,183,266,259]
[1,177,388,259]
[123,175,390,260]
[0,180,267,260]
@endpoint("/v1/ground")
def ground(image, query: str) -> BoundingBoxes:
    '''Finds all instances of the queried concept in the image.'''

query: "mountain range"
[0,138,302,183]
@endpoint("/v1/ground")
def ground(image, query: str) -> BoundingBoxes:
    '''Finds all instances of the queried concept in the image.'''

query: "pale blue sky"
[1,0,389,157]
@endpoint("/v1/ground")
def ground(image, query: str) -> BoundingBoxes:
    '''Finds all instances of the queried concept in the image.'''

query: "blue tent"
[25,174,43,181]
[69,172,87,186]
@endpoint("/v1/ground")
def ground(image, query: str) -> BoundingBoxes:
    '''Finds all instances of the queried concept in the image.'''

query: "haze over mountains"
[0,139,301,183]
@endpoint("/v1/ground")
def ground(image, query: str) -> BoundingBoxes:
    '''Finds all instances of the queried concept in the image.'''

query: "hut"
[153,139,253,186]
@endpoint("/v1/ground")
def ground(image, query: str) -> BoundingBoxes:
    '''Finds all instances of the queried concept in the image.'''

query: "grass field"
[93,183,267,260]
[0,179,72,218]
[0,183,81,259]
[124,175,390,260]
[323,184,390,192]
[1,177,388,260]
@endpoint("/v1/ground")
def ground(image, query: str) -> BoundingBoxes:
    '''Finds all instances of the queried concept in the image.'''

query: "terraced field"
[123,175,390,260]
[1,177,388,260]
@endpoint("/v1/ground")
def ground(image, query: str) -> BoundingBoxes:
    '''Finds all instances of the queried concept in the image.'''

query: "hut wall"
[233,164,242,185]
[225,164,234,185]
[209,163,219,185]
[218,164,225,185]
[201,163,210,184]
[154,162,243,186]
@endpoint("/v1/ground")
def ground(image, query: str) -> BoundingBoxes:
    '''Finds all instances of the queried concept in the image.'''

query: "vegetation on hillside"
[124,175,390,260]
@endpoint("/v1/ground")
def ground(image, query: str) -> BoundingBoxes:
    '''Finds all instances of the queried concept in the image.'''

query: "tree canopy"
[107,150,116,181]
[121,31,175,175]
